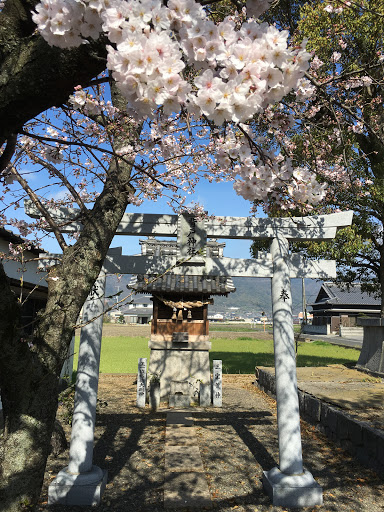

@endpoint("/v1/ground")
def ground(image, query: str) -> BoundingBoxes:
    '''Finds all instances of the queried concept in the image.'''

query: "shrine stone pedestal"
[148,339,211,399]
[356,318,384,374]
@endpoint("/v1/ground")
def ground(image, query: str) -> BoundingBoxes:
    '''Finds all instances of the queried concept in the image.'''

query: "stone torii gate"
[25,202,353,507]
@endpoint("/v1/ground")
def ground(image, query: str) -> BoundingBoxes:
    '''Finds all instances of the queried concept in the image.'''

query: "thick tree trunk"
[380,248,384,317]
[0,144,135,511]
[0,0,107,140]
[0,5,140,510]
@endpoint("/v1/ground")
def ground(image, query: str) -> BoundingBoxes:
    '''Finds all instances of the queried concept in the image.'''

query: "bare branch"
[8,166,68,251]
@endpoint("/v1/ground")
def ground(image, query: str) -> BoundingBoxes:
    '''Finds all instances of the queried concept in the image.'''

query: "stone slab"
[48,469,108,506]
[166,427,197,446]
[165,446,204,472]
[164,471,211,508]
[169,394,191,408]
[199,382,211,406]
[136,357,147,408]
[212,360,222,407]
[166,412,194,426]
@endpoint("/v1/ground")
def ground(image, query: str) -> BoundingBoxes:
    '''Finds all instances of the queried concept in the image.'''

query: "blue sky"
[29,174,260,259]
[109,177,258,260]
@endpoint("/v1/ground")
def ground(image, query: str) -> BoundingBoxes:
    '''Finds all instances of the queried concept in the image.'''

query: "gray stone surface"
[164,472,211,509]
[149,382,160,410]
[136,357,147,408]
[169,394,191,408]
[148,347,210,398]
[271,236,304,476]
[166,427,197,446]
[357,325,384,373]
[166,412,194,426]
[263,468,323,507]
[48,467,107,506]
[170,381,190,395]
[68,272,106,476]
[199,381,211,406]
[212,360,222,407]
[165,446,204,472]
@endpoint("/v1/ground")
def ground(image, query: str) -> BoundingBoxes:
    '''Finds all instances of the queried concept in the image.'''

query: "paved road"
[299,332,363,349]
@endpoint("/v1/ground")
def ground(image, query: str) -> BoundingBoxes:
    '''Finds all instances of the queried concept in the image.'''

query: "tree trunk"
[0,133,136,511]
[0,1,107,140]
[380,248,384,317]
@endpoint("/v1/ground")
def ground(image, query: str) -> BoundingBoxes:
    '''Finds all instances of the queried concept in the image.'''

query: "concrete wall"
[339,326,364,337]
[302,324,330,335]
[256,368,384,475]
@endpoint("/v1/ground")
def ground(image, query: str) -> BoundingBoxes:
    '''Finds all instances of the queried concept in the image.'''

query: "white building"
[125,295,153,324]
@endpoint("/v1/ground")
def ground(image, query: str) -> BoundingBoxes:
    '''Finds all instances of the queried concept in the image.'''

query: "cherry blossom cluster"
[33,0,311,125]
[215,128,327,209]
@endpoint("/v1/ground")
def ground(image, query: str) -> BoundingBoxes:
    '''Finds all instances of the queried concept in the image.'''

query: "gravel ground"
[38,374,384,512]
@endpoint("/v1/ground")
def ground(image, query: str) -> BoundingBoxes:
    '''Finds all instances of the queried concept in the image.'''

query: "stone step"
[166,411,194,426]
[166,426,198,446]
[165,445,205,472]
[164,412,212,509]
[164,471,211,509]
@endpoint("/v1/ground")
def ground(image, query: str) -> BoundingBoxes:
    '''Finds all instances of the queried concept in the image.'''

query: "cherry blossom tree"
[248,0,384,312]
[0,1,323,510]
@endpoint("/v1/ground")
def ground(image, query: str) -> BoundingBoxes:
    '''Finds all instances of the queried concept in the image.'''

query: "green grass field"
[73,336,359,374]
[209,324,272,332]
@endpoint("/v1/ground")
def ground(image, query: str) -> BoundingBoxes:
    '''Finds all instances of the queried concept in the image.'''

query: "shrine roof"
[128,274,236,296]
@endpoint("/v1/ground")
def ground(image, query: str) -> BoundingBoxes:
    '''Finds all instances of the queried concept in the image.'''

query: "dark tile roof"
[312,282,380,307]
[125,307,153,316]
[128,274,236,296]
[0,227,44,255]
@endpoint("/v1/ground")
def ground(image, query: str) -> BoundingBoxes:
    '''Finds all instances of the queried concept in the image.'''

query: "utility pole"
[302,277,307,325]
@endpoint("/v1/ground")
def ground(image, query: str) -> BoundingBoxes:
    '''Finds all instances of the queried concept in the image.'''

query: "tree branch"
[0,134,17,173]
[8,166,68,251]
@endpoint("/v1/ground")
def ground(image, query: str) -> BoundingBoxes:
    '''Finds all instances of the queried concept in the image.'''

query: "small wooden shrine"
[129,236,235,399]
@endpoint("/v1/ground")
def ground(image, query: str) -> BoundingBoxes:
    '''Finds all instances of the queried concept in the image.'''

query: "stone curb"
[255,369,384,475]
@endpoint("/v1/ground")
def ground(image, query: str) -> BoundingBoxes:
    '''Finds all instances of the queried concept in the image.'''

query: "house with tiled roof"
[0,227,48,334]
[304,282,381,335]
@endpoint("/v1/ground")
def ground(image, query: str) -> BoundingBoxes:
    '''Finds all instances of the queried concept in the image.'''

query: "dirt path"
[39,374,384,511]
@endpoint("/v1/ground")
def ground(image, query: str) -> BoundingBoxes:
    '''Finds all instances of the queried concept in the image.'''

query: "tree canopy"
[249,0,384,309]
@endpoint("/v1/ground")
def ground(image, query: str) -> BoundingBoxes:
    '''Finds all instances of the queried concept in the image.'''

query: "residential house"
[303,282,381,335]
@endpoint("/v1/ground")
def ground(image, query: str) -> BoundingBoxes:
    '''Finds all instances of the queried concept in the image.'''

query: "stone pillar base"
[48,466,107,506]
[263,467,323,507]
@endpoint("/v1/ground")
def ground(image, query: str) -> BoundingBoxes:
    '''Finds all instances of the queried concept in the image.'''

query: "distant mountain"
[209,277,322,317]
[105,274,322,318]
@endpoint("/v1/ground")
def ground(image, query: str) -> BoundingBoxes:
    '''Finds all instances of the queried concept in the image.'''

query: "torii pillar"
[262,235,323,507]
[48,271,107,505]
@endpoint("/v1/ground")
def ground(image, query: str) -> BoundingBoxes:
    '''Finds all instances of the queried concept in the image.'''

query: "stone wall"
[339,326,363,337]
[256,368,384,475]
